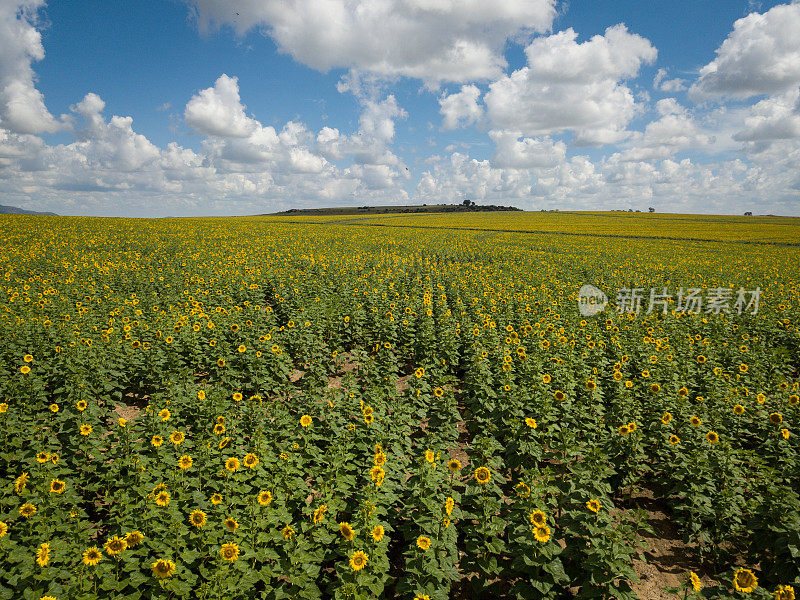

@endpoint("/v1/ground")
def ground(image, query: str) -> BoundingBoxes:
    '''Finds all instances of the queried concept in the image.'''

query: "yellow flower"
[169,431,185,445]
[104,536,127,556]
[300,414,312,427]
[770,412,783,425]
[370,466,385,486]
[525,417,537,429]
[79,424,92,436]
[733,404,745,415]
[23,354,33,363]
[554,390,565,401]
[706,431,720,444]
[689,571,702,592]
[82,546,102,566]
[36,452,49,463]
[154,491,170,507]
[515,482,531,497]
[151,435,163,447]
[243,453,259,468]
[49,404,59,413]
[225,457,240,472]
[733,567,758,593]
[781,429,790,440]
[447,459,461,472]
[158,408,170,421]
[14,472,29,493]
[425,449,435,463]
[197,390,206,400]
[586,499,601,513]
[20,365,31,374]
[773,584,795,600]
[125,531,143,547]
[433,387,444,397]
[211,493,223,505]
[313,505,327,524]
[445,497,455,516]
[49,479,66,494]
[529,510,546,527]
[220,543,239,562]
[282,525,295,540]
[189,510,207,528]
[372,525,384,542]
[224,517,239,532]
[19,503,36,518]
[0,521,7,538]
[36,542,51,566]
[474,466,491,484]
[151,558,176,578]
[339,522,355,541]
[233,392,243,402]
[178,455,193,470]
[669,435,680,445]
[690,415,701,427]
[349,550,368,571]
[416,536,431,550]
[533,524,551,543]
[0,403,7,413]
[257,490,273,506]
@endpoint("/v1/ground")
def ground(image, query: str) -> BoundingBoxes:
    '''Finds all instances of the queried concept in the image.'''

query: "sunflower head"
[770,412,783,425]
[732,568,758,593]
[416,536,431,551]
[104,536,127,556]
[300,414,312,427]
[339,522,355,541]
[474,466,491,485]
[257,490,273,506]
[529,510,546,526]
[586,499,601,513]
[533,524,551,543]
[349,550,368,571]
[82,546,102,566]
[151,558,176,578]
[220,543,239,562]
[706,431,720,444]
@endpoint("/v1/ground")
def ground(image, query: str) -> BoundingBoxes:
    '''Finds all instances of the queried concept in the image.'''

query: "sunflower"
[79,424,92,436]
[586,499,601,513]
[370,466,385,486]
[300,415,312,427]
[773,584,795,600]
[349,550,368,571]
[220,543,239,562]
[618,425,630,436]
[154,491,170,507]
[669,435,680,445]
[781,429,790,440]
[678,387,689,397]
[364,413,374,424]
[433,387,444,397]
[158,408,170,421]
[213,423,225,435]
[372,525,384,542]
[733,404,745,415]
[151,435,164,447]
[374,452,387,467]
[474,466,491,484]
[257,490,273,506]
[36,542,51,566]
[178,455,193,470]
[554,390,565,401]
[697,355,706,364]
[739,364,748,373]
[217,358,226,368]
[243,453,259,468]
[313,505,327,524]
[218,437,230,450]
[789,395,799,406]
[169,431,185,445]
[49,404,59,413]
[770,413,783,425]
[104,536,127,556]
[706,431,720,444]
[661,412,673,424]
[14,472,29,493]
[529,510,546,527]
[447,458,461,472]
[151,558,176,578]
[416,536,431,551]
[339,522,355,541]
[19,503,36,518]
[690,415,702,427]
[125,531,144,546]
[224,517,238,532]
[515,482,531,497]
[76,400,87,411]
[533,524,551,543]
[525,417,537,429]
[211,493,223,505]
[0,522,7,538]
[188,509,207,528]
[733,567,758,593]
[282,525,295,540]
[20,365,31,374]
[36,452,49,463]
[586,380,597,390]
[689,571,702,592]
[82,546,102,566]
[23,354,33,363]
[414,367,425,378]
[225,457,240,472]
[445,497,455,516]
[233,392,243,402]
[425,449,435,463]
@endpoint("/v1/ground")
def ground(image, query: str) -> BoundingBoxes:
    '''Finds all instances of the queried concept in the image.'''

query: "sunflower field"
[1,212,799,600]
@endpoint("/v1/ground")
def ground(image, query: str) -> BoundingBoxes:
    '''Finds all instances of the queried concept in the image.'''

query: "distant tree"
[744,211,753,216]
[648,207,655,213]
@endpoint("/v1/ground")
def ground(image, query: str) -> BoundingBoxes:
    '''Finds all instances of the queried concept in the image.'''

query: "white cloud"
[690,3,800,100]
[733,88,800,144]
[0,0,61,134]
[439,84,483,130]
[653,68,686,92]
[616,98,713,161]
[484,25,657,145]
[186,0,556,83]
[185,74,258,137]
[489,130,565,169]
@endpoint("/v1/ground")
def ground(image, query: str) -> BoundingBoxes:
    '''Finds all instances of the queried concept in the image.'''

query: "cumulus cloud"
[733,88,800,144]
[489,130,565,169]
[616,98,714,161]
[690,3,800,100]
[653,68,686,92]
[439,84,483,130]
[0,0,61,134]
[186,0,556,83]
[185,74,258,137]
[484,25,657,145]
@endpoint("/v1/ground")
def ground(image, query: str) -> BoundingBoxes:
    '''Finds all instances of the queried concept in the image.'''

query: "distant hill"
[264,203,522,217]
[0,204,57,216]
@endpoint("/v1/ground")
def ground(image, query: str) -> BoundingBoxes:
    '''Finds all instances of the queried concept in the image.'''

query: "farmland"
[1,212,799,600]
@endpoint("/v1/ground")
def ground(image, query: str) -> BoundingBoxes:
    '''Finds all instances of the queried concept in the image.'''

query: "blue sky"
[1,0,799,216]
